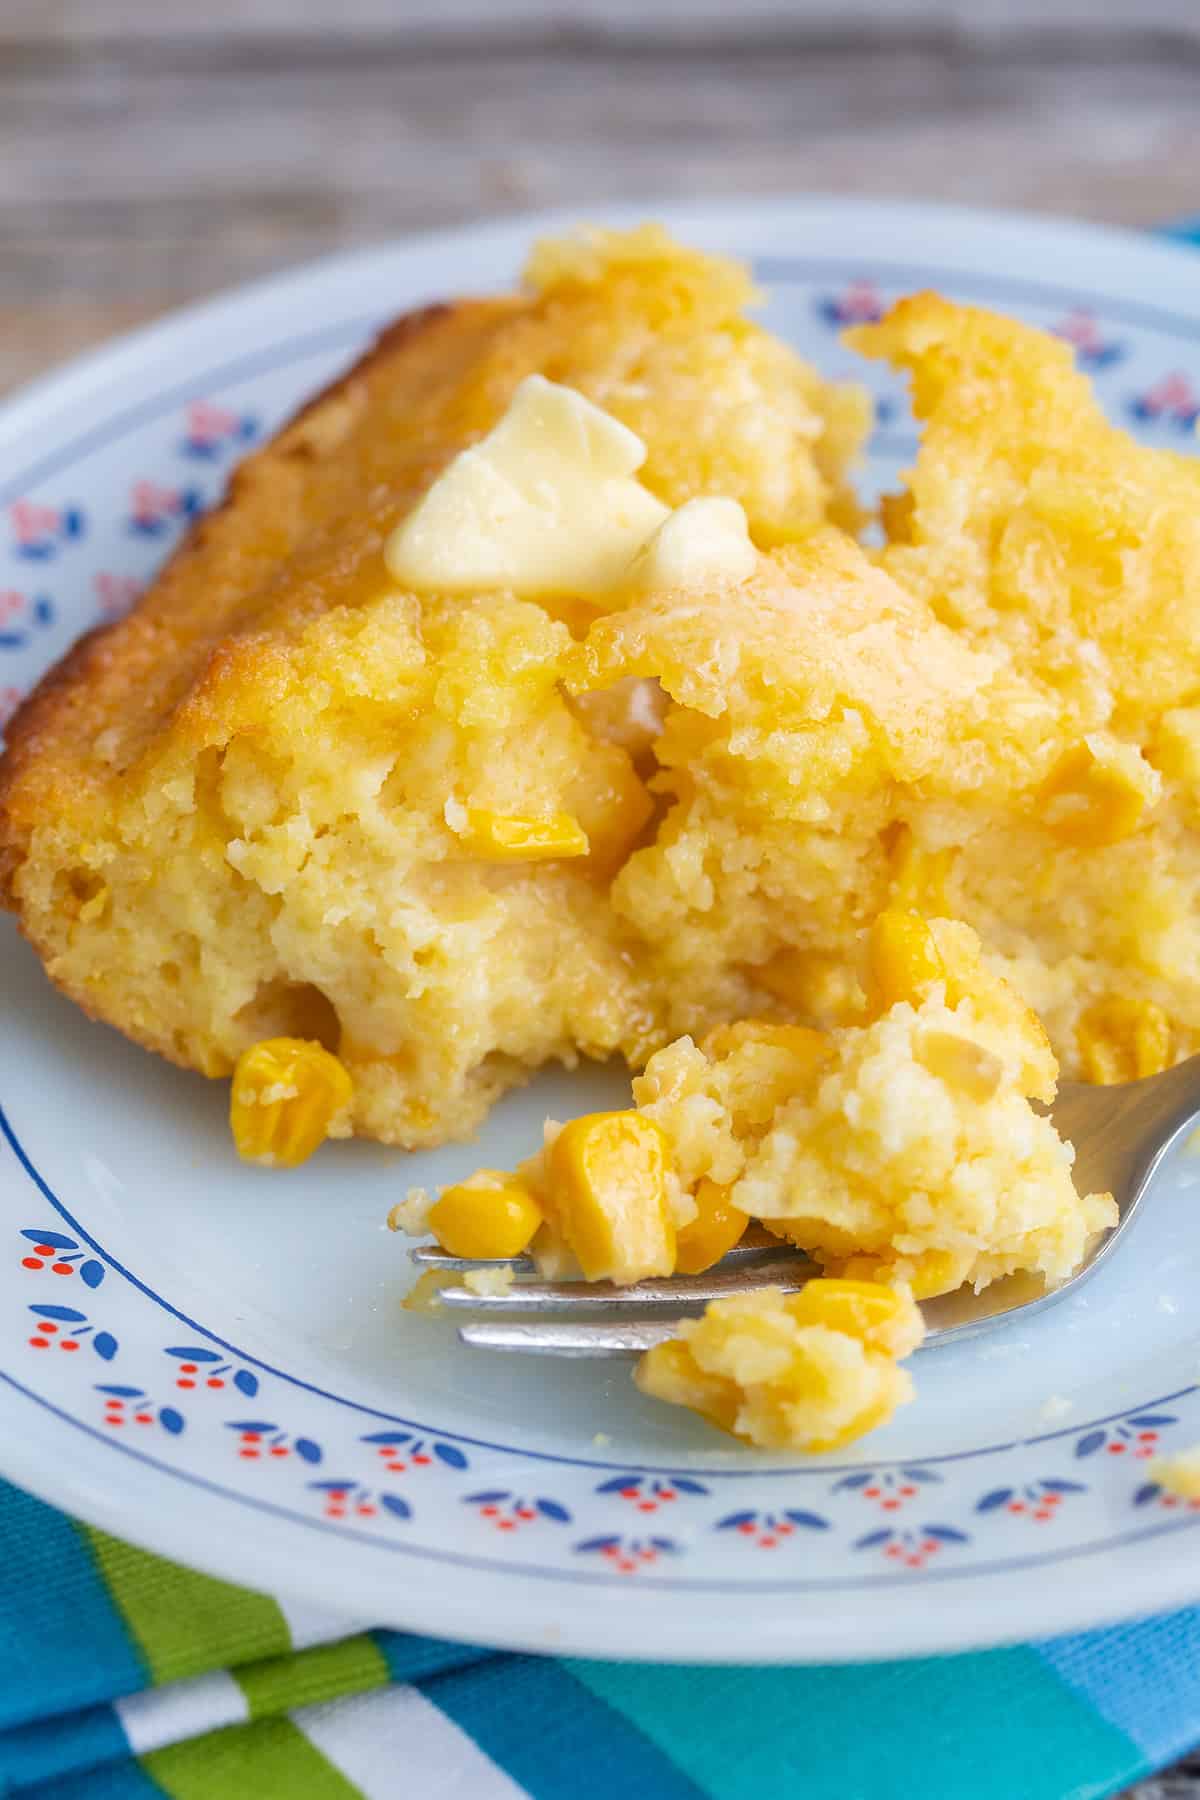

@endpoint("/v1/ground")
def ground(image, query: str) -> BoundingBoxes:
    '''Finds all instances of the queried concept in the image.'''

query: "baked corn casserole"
[0,228,868,1149]
[394,912,1115,1448]
[1,222,1191,1449]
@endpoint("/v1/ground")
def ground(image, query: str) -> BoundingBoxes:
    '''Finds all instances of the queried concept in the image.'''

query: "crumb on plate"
[1150,1448,1200,1501]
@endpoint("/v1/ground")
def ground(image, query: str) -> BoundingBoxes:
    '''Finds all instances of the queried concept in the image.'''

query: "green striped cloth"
[9,215,1200,1800]
[4,1479,1200,1798]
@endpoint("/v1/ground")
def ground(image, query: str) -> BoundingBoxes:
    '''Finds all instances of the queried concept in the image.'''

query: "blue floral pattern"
[4,254,1200,1605]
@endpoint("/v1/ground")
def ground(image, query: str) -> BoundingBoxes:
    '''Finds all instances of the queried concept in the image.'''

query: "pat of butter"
[384,374,669,597]
[626,496,758,592]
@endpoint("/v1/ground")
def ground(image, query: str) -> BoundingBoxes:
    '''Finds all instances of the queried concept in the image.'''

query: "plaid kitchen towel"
[1,1477,1199,1800]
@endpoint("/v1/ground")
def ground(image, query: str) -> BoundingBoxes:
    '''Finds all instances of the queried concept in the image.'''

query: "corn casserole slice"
[0,229,868,1148]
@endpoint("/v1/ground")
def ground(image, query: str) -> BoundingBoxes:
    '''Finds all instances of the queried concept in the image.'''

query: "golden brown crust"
[286,302,453,430]
[0,621,111,900]
[0,230,876,1149]
[0,299,474,903]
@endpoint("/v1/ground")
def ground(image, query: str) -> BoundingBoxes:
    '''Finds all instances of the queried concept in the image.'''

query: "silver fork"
[410,1056,1200,1358]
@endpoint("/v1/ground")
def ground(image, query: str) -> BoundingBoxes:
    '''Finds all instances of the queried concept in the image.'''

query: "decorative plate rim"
[5,195,1200,1661]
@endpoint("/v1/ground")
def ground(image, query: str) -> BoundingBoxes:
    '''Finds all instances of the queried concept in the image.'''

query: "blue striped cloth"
[0,1476,1198,1799]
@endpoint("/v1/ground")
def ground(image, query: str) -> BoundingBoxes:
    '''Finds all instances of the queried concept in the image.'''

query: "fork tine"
[458,1319,676,1357]
[460,1310,968,1356]
[410,1222,801,1276]
[436,1251,818,1314]
[410,1246,536,1272]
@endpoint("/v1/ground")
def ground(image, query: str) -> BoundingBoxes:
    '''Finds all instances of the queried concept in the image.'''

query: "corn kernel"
[904,1249,971,1300]
[1153,706,1200,788]
[428,1172,543,1260]
[751,947,863,1022]
[635,1286,923,1451]
[915,1029,1004,1102]
[833,1250,970,1300]
[880,488,914,545]
[78,884,110,924]
[635,1338,741,1435]
[674,1179,748,1275]
[865,910,946,1018]
[230,1037,353,1168]
[886,822,954,914]
[752,947,823,1007]
[546,1111,675,1284]
[570,757,654,877]
[701,1019,831,1069]
[1040,741,1155,848]
[1077,996,1172,1085]
[805,1389,901,1454]
[458,808,589,861]
[785,1279,925,1359]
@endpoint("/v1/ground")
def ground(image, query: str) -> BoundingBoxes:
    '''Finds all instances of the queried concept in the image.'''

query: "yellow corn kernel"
[915,1029,1004,1102]
[674,1179,748,1275]
[886,822,954,914]
[636,1289,921,1451]
[459,808,589,862]
[785,1279,925,1359]
[700,1022,833,1129]
[904,1250,972,1301]
[701,1019,831,1070]
[1153,706,1200,789]
[1077,996,1172,1086]
[751,946,863,1023]
[834,1250,970,1301]
[879,487,914,545]
[1039,741,1154,848]
[634,1339,741,1435]
[428,1173,543,1261]
[828,1253,890,1287]
[753,946,823,1007]
[570,757,654,878]
[805,1388,904,1455]
[636,1338,742,1433]
[230,1037,353,1169]
[546,1112,675,1284]
[865,910,946,1019]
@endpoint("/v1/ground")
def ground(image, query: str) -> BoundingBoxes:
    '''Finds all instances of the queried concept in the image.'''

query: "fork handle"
[1053,1052,1200,1203]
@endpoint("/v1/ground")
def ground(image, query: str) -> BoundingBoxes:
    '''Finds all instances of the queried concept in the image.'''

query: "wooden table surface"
[5,5,1200,1789]
[6,0,1200,399]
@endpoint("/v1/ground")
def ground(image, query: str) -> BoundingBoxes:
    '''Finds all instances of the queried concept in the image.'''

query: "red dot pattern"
[21,1292,1176,1563]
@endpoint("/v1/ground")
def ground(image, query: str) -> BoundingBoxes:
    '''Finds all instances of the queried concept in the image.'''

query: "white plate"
[4,197,1200,1664]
